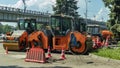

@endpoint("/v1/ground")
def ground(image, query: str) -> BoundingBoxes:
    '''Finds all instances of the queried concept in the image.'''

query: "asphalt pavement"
[0,43,120,68]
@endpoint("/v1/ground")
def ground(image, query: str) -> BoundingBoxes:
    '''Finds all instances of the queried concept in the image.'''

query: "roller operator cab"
[87,24,113,40]
[50,14,92,54]
[87,25,101,37]
[3,18,37,51]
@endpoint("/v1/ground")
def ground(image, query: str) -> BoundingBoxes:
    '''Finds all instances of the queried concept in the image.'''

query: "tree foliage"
[0,23,3,34]
[0,23,14,34]
[3,25,14,34]
[103,0,120,38]
[53,0,79,17]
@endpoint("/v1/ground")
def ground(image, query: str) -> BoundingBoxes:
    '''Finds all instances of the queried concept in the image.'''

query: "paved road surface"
[0,43,120,68]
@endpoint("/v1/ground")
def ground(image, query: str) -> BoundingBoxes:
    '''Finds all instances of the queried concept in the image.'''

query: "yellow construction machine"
[3,18,37,51]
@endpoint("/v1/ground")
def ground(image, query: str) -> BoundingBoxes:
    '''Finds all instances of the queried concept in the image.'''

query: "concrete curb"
[89,53,120,63]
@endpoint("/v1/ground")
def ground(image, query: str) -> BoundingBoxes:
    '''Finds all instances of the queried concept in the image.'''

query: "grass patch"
[117,41,120,46]
[92,48,120,60]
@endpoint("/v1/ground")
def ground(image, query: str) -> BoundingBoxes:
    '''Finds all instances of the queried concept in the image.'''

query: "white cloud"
[77,0,91,18]
[77,0,86,9]
[38,1,51,8]
[38,0,56,12]
[0,0,56,11]
[12,0,38,8]
[10,0,56,12]
[27,0,38,7]
[95,8,104,20]
[94,7,110,21]
[12,0,23,8]
[0,4,11,7]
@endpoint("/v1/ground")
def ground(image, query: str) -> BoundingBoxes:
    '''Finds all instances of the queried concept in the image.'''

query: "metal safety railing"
[0,6,51,16]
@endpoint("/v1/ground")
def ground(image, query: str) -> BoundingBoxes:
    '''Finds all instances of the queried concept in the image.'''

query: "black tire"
[69,41,88,55]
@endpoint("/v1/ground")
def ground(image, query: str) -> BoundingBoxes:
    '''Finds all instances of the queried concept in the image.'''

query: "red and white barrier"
[92,36,102,49]
[25,47,46,63]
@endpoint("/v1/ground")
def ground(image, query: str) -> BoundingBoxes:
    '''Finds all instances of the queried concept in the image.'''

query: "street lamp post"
[22,0,27,13]
[85,0,88,25]
[85,0,91,30]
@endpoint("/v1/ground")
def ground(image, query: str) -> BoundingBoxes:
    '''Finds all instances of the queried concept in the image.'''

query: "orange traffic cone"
[46,46,52,58]
[5,46,8,54]
[60,48,66,60]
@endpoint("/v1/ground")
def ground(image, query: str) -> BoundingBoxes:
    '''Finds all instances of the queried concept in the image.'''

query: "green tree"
[53,0,79,17]
[103,0,120,38]
[0,23,3,34]
[3,25,13,34]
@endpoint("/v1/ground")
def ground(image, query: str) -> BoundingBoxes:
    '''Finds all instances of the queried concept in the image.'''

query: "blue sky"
[0,0,110,26]
[77,0,110,21]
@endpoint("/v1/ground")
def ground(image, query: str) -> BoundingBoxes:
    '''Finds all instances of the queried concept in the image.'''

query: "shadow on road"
[86,61,94,64]
[0,65,72,68]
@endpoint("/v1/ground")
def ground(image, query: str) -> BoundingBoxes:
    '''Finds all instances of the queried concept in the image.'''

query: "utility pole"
[85,0,91,23]
[22,0,26,13]
[85,0,88,25]
[85,0,88,31]
[85,0,90,30]
[101,17,103,22]
[65,0,68,15]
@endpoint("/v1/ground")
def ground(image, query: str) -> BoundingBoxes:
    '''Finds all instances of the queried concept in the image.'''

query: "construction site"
[0,0,120,68]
